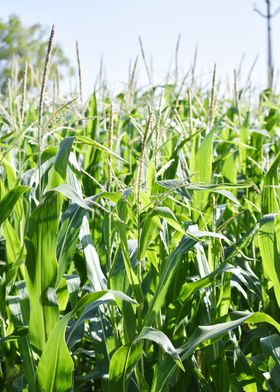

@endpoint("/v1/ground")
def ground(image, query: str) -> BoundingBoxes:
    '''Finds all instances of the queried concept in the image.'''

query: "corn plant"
[0,35,280,392]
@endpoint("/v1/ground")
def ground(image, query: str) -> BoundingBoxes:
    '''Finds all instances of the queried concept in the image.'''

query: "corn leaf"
[261,151,280,214]
[76,135,127,163]
[258,214,280,307]
[0,185,29,226]
[25,193,60,352]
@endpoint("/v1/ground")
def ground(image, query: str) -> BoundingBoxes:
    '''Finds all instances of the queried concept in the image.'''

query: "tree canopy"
[0,14,72,92]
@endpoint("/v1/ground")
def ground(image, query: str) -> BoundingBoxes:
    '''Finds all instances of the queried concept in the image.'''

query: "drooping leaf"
[151,311,280,392]
[76,135,127,163]
[155,206,185,234]
[51,184,91,211]
[136,327,184,371]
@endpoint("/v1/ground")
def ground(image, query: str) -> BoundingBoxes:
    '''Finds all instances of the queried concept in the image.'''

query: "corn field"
[1,38,280,392]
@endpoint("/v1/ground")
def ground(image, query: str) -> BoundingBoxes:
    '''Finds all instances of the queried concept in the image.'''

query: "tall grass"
[0,38,280,392]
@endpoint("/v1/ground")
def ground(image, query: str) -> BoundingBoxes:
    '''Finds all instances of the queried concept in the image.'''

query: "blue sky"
[2,0,280,96]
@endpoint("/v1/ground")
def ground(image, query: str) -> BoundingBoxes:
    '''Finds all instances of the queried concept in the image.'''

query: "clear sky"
[2,0,280,96]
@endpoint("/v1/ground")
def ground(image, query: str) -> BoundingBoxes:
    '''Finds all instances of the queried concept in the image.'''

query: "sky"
[2,0,280,96]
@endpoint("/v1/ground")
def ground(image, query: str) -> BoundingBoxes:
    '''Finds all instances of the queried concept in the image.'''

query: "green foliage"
[1,46,280,391]
[0,14,72,92]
